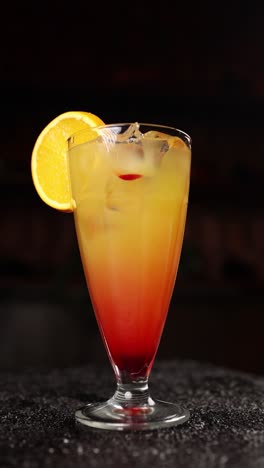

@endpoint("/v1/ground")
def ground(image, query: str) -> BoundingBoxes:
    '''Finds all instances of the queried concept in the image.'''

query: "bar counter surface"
[1,359,264,468]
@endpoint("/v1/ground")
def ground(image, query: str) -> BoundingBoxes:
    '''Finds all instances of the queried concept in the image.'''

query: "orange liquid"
[69,137,191,379]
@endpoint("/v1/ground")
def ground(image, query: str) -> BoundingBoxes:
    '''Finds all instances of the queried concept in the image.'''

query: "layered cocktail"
[68,123,191,430]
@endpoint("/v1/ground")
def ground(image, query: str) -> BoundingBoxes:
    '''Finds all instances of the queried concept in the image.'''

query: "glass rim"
[68,122,192,148]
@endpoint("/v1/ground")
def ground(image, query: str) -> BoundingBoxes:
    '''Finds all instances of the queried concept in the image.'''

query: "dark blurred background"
[0,1,263,374]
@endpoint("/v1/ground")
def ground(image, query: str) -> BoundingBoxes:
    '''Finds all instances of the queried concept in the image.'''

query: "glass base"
[75,397,190,431]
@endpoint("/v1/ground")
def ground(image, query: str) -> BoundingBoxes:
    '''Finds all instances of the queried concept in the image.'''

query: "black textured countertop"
[1,360,264,468]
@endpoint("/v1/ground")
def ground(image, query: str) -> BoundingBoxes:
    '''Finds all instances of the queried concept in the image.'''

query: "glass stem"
[112,378,153,408]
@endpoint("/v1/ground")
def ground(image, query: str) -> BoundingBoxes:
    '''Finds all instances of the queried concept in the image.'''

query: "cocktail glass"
[68,122,191,431]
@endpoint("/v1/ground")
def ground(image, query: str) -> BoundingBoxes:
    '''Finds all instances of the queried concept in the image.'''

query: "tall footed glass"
[68,123,191,430]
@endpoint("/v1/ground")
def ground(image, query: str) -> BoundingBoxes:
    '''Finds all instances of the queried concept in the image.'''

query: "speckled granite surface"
[1,360,264,468]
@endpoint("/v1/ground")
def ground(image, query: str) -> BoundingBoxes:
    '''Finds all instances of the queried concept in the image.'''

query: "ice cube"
[144,130,188,150]
[109,135,169,179]
[110,141,147,178]
[116,122,144,143]
[99,123,144,152]
[99,125,179,179]
[142,138,169,168]
[105,178,121,211]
